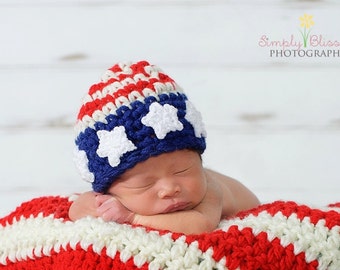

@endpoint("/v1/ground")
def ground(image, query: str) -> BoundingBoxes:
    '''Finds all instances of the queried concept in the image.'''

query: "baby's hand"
[95,194,134,224]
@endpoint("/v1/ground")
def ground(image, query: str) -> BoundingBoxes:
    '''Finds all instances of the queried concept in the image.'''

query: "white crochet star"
[73,148,95,183]
[185,100,206,137]
[141,103,183,139]
[96,126,137,167]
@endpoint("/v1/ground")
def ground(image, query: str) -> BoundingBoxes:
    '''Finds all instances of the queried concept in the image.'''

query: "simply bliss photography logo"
[259,14,340,58]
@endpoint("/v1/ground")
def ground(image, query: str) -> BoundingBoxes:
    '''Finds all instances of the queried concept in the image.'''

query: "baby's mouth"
[163,202,190,213]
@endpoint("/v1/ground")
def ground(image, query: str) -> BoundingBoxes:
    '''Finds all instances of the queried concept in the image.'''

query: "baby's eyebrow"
[175,161,195,171]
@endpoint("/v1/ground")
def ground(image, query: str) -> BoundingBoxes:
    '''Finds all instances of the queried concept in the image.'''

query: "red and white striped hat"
[74,61,206,192]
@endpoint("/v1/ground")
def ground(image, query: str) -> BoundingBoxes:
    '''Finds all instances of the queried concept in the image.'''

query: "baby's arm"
[70,185,222,234]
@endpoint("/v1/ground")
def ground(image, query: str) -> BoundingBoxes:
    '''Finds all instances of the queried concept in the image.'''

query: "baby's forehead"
[119,150,200,177]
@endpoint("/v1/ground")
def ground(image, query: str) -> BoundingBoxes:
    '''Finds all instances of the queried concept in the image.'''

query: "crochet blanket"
[0,196,339,269]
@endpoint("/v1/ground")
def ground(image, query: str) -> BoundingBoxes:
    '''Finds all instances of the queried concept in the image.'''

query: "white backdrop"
[1,0,339,216]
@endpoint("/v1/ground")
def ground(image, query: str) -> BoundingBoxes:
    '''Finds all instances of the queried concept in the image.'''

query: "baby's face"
[107,150,207,216]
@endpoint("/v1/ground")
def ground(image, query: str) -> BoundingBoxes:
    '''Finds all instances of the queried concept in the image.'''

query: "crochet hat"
[74,61,207,193]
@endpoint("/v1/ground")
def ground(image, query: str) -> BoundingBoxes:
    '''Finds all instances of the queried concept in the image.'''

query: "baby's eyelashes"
[174,166,192,175]
[122,180,155,190]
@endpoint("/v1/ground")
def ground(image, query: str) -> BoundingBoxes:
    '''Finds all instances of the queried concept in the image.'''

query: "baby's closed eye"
[174,166,192,175]
[124,179,155,190]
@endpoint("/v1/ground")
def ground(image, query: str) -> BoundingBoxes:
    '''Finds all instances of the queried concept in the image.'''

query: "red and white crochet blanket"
[0,196,339,269]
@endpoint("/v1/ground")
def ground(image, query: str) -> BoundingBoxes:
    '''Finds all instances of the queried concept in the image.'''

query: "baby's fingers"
[97,198,123,222]
[95,194,114,207]
[96,197,117,215]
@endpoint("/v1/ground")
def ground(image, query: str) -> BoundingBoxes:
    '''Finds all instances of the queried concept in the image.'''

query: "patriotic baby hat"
[74,61,207,193]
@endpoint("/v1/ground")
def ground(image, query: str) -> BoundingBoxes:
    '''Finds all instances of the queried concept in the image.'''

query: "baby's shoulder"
[204,168,234,187]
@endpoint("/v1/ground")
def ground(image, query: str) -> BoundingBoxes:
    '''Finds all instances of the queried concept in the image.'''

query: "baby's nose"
[158,180,181,199]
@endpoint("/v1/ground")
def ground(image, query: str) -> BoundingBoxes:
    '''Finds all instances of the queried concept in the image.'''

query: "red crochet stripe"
[185,226,319,270]
[87,61,152,96]
[2,197,338,269]
[328,202,340,208]
[0,245,150,270]
[0,196,71,226]
[236,200,340,229]
[77,62,175,121]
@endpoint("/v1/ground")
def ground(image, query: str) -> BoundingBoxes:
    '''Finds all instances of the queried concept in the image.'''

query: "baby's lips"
[163,202,190,213]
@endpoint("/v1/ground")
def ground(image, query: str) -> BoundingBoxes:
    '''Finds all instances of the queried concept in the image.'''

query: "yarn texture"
[74,61,206,193]
[1,196,339,269]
